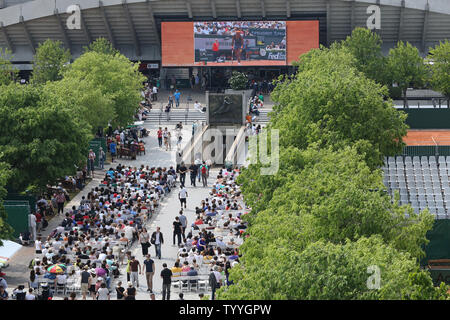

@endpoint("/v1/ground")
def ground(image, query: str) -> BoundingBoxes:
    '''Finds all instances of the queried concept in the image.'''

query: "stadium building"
[0,0,448,85]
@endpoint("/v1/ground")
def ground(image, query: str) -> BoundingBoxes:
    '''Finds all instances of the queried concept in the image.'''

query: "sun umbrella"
[95,267,106,277]
[47,264,67,274]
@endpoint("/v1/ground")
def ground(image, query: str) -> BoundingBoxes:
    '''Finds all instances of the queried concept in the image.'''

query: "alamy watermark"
[367,265,381,290]
[66,4,81,30]
[181,127,279,176]
[366,5,381,30]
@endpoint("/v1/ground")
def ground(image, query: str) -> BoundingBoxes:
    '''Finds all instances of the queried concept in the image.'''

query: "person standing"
[192,120,198,136]
[209,266,222,300]
[88,149,96,177]
[172,217,183,247]
[129,256,141,288]
[195,158,202,182]
[139,228,151,256]
[125,282,136,300]
[167,130,172,151]
[143,254,155,293]
[109,140,117,162]
[99,147,105,170]
[174,89,181,108]
[56,191,65,215]
[160,263,173,300]
[96,283,110,300]
[35,211,42,234]
[28,213,36,242]
[178,210,187,243]
[231,28,244,64]
[152,85,158,101]
[163,128,169,151]
[151,227,163,259]
[178,185,188,209]
[212,39,220,62]
[80,265,91,300]
[190,74,195,89]
[157,127,163,148]
[178,162,187,188]
[168,94,174,108]
[189,163,198,187]
[200,161,208,187]
[115,281,125,300]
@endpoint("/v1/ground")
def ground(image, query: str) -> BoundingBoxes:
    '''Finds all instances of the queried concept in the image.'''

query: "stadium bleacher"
[383,155,450,219]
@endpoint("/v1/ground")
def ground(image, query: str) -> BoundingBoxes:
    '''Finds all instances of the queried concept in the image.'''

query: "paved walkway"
[5,122,215,300]
[152,89,275,111]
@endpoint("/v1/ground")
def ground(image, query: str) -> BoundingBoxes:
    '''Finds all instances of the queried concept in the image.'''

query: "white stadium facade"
[0,0,448,81]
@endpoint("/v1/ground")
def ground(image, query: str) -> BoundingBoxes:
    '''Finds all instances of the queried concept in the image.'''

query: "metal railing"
[394,97,449,109]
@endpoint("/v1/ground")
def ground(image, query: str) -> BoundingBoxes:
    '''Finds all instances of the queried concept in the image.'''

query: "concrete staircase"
[144,108,271,125]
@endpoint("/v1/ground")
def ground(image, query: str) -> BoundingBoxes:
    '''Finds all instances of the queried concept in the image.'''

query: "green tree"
[218,237,448,300]
[31,39,71,84]
[428,40,450,107]
[63,51,144,128]
[228,71,248,90]
[271,45,408,168]
[0,83,91,192]
[0,161,13,246]
[341,27,387,84]
[387,41,427,107]
[83,37,120,56]
[43,78,114,135]
[0,48,17,85]
[240,145,434,261]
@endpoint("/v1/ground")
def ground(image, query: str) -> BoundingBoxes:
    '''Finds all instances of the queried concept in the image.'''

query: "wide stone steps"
[144,108,271,125]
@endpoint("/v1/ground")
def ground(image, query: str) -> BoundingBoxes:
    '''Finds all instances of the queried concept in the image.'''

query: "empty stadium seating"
[383,155,450,219]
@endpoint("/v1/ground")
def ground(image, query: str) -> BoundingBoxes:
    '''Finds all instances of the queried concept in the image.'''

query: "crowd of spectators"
[2,164,177,300]
[160,167,247,300]
[106,125,148,162]
[194,21,286,35]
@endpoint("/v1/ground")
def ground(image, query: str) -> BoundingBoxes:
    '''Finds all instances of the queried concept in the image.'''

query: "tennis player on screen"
[231,28,244,64]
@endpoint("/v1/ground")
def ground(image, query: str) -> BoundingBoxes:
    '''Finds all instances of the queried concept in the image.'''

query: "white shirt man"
[215,237,227,249]
[194,102,204,113]
[179,187,187,200]
[52,239,62,251]
[28,213,36,241]
[25,291,36,300]
[124,224,134,241]
[98,252,107,262]
[213,267,222,284]
[56,226,65,234]
[97,286,110,300]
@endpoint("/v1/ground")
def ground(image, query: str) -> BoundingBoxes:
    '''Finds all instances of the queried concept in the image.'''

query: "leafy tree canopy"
[43,77,114,135]
[31,39,71,84]
[340,27,387,85]
[271,45,408,168]
[0,48,17,86]
[62,51,145,128]
[240,145,434,261]
[387,41,427,105]
[428,40,450,101]
[0,83,91,192]
[83,38,120,56]
[0,161,13,246]
[218,236,447,300]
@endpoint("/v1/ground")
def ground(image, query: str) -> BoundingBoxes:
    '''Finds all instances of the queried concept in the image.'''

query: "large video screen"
[208,93,244,125]
[161,21,319,67]
[194,21,286,66]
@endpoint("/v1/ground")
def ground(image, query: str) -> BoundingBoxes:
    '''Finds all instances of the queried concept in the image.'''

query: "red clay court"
[404,130,450,146]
